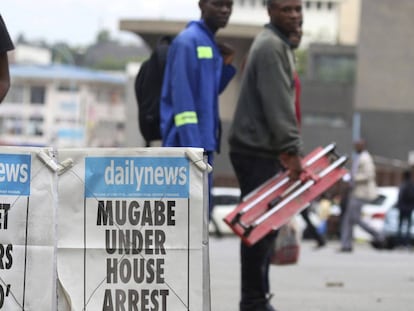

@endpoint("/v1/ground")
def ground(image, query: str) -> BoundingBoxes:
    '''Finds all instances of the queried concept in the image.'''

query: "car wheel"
[385,237,396,250]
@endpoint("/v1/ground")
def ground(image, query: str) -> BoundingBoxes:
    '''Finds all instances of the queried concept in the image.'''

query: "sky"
[2,0,200,46]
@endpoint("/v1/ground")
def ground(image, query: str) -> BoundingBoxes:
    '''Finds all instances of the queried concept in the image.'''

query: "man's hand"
[279,153,303,180]
[217,41,235,65]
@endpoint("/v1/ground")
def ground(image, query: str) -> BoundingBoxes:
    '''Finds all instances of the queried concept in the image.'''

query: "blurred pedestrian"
[0,14,14,103]
[300,205,326,248]
[396,167,414,247]
[339,139,384,252]
[338,173,352,232]
[229,0,303,309]
[160,0,236,218]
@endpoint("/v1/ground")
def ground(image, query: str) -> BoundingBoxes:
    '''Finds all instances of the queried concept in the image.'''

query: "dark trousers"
[301,207,326,246]
[340,197,382,249]
[398,209,413,246]
[230,152,282,311]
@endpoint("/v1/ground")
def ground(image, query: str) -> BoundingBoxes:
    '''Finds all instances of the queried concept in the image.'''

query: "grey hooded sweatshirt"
[229,24,302,158]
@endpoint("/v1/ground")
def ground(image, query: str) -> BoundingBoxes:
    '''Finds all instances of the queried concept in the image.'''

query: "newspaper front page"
[57,148,208,311]
[0,147,57,310]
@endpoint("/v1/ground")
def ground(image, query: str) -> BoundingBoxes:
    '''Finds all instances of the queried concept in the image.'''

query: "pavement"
[209,236,414,311]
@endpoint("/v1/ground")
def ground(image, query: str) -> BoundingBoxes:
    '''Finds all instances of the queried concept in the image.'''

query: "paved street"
[209,236,414,311]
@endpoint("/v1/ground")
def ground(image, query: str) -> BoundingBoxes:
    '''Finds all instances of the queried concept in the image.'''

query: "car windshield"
[213,195,239,206]
[369,194,386,205]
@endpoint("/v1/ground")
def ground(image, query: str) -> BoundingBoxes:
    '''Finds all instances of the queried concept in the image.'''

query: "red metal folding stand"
[224,143,348,246]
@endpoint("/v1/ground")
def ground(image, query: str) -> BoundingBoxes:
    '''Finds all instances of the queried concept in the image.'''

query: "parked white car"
[209,187,241,236]
[354,186,399,241]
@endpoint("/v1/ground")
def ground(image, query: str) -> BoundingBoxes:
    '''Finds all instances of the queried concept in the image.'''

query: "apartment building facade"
[1,64,127,148]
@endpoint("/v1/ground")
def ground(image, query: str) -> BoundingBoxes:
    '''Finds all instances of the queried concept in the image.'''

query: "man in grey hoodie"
[228,0,303,310]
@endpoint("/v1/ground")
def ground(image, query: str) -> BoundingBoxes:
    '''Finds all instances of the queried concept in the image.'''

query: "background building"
[2,64,126,147]
[354,0,414,165]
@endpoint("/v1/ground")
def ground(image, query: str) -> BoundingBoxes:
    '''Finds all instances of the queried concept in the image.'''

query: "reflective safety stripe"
[175,111,198,127]
[197,46,213,59]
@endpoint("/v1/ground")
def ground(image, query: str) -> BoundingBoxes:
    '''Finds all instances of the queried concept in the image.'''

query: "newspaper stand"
[224,143,348,246]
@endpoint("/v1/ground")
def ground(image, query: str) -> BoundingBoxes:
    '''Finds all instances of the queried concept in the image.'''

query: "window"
[314,54,356,83]
[30,86,46,104]
[327,1,333,10]
[370,195,386,206]
[59,100,78,112]
[213,195,240,206]
[96,89,111,103]
[3,116,24,135]
[27,116,44,136]
[316,1,322,10]
[110,89,124,104]
[58,84,78,92]
[4,85,24,104]
[95,88,124,104]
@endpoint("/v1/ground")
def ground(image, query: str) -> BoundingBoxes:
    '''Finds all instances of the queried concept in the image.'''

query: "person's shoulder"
[362,150,374,159]
[178,21,204,37]
[172,23,200,45]
[360,150,375,165]
[254,28,285,50]
[263,27,286,42]
[250,29,285,61]
[172,21,213,53]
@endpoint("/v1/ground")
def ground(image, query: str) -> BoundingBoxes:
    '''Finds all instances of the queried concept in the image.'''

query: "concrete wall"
[360,110,414,162]
[355,0,414,112]
[354,0,414,163]
[301,80,354,157]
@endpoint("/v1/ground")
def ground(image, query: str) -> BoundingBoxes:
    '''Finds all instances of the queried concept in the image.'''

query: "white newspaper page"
[57,148,207,311]
[0,147,57,311]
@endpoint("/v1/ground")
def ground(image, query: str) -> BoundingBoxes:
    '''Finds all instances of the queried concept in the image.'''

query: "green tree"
[295,49,307,76]
[96,30,111,43]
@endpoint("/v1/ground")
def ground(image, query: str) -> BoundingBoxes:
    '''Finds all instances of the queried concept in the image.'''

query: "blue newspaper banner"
[0,154,31,196]
[84,157,189,198]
